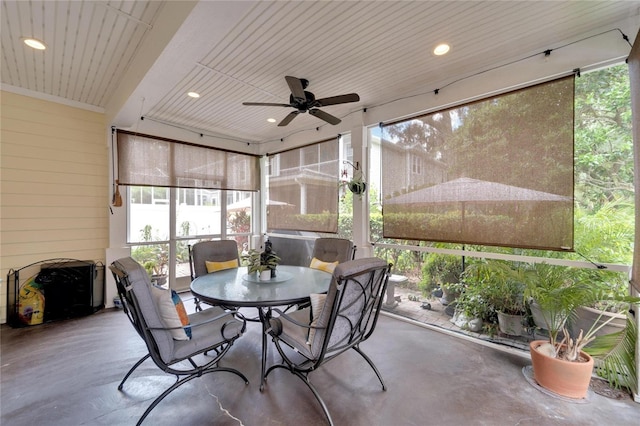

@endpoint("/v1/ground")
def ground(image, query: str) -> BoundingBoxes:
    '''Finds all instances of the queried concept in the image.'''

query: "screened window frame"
[266,137,340,234]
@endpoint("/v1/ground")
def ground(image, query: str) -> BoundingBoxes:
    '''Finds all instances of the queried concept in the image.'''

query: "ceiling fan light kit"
[243,76,360,126]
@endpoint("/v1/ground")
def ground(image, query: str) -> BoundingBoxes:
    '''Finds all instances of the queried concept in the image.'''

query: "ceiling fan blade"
[243,102,292,107]
[309,108,341,125]
[315,93,360,107]
[278,111,300,126]
[285,76,306,101]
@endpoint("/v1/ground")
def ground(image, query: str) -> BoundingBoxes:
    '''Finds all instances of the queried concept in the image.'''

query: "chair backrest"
[269,236,313,266]
[109,257,177,364]
[189,240,240,279]
[310,257,390,359]
[311,238,356,264]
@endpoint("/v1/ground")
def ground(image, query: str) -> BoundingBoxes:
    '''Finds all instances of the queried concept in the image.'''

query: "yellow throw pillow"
[206,258,239,273]
[309,257,339,273]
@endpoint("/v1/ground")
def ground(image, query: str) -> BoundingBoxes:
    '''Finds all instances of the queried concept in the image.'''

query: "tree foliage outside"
[575,65,634,209]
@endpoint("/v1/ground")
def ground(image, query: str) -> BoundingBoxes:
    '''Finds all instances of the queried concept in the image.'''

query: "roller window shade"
[116,130,259,191]
[381,75,575,250]
[267,138,339,233]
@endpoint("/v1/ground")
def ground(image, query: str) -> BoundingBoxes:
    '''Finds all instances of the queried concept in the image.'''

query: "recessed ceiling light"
[267,118,276,123]
[433,43,450,56]
[187,91,200,98]
[23,37,46,50]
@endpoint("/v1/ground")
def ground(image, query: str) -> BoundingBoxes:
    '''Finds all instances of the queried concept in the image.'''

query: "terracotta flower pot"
[529,340,594,399]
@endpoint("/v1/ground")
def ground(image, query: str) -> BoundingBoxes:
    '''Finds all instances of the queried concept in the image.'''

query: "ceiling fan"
[242,76,360,126]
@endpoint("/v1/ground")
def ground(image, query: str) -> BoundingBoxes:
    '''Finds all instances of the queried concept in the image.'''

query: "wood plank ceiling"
[1,0,164,107]
[2,1,639,144]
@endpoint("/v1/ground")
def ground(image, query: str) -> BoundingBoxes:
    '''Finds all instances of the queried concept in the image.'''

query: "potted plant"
[569,268,630,338]
[421,253,464,306]
[242,245,280,280]
[525,264,594,398]
[142,246,169,286]
[464,260,527,336]
[451,290,491,333]
[523,263,595,346]
[339,169,367,199]
[522,262,640,399]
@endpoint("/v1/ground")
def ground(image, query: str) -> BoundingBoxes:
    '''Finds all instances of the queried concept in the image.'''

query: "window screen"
[267,138,339,233]
[381,76,575,250]
[116,130,259,191]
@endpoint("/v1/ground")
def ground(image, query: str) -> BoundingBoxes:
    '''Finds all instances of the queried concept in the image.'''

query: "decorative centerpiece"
[242,240,280,281]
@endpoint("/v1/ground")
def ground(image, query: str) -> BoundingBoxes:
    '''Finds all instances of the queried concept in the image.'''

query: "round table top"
[190,265,332,307]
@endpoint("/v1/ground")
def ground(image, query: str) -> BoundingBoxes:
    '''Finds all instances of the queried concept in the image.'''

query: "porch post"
[350,110,371,257]
[628,28,640,403]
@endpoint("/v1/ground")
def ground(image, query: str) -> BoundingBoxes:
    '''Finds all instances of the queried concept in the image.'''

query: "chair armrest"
[270,307,326,332]
[146,308,243,333]
[190,311,242,330]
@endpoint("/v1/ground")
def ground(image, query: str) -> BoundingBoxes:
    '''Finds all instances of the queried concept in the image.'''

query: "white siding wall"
[0,91,108,323]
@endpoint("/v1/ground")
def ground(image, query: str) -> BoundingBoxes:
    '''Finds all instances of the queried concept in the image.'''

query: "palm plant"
[586,312,638,394]
[523,263,592,350]
[524,262,639,362]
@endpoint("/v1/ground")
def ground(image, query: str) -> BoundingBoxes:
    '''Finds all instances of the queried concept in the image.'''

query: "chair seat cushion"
[206,259,239,273]
[172,307,244,361]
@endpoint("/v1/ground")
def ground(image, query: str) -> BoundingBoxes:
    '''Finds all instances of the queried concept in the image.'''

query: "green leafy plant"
[454,290,494,324]
[523,263,593,351]
[420,253,463,295]
[133,244,168,278]
[586,312,638,394]
[463,260,527,316]
[242,249,280,274]
[523,262,639,363]
[339,170,367,200]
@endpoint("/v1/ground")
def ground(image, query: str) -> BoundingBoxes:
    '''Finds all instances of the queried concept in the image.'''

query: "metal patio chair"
[188,239,242,311]
[109,257,248,425]
[188,239,241,280]
[263,257,391,426]
[311,237,356,265]
[292,237,356,311]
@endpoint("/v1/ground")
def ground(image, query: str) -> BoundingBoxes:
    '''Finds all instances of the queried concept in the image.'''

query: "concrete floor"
[2,307,639,426]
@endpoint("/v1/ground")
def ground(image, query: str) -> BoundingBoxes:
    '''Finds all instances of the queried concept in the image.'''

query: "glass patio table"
[190,265,332,389]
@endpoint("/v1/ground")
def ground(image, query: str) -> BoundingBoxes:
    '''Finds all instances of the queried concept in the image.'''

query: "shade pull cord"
[575,251,606,269]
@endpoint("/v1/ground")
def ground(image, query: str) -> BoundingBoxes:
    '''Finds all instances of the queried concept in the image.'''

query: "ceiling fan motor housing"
[290,91,316,111]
